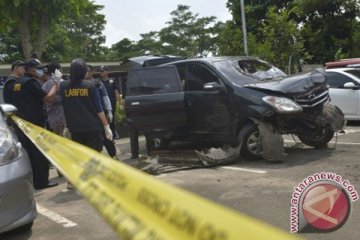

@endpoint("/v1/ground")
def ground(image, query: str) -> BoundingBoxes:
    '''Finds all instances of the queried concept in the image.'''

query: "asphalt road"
[1,123,360,240]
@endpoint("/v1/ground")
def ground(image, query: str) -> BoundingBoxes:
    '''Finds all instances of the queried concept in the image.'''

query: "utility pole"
[240,0,248,56]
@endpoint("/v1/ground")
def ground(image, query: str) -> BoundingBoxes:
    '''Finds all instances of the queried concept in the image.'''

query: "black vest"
[60,80,103,133]
[9,75,47,127]
[3,76,18,104]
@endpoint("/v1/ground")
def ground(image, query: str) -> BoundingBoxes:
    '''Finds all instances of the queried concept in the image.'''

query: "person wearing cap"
[60,58,112,155]
[6,58,60,190]
[85,65,118,159]
[99,65,121,139]
[2,60,26,104]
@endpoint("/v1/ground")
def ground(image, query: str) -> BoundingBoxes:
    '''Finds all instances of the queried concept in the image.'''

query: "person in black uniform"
[3,59,59,190]
[3,60,26,104]
[60,59,112,152]
[99,65,121,139]
[85,65,117,159]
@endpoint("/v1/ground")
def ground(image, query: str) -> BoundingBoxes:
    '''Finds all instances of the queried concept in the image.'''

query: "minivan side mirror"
[203,82,221,91]
[343,82,359,89]
[0,104,18,117]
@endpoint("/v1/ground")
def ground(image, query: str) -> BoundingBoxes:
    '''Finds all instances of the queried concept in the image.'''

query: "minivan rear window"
[127,66,182,96]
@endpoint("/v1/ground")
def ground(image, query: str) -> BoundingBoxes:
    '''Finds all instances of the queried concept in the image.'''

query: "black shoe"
[34,181,59,190]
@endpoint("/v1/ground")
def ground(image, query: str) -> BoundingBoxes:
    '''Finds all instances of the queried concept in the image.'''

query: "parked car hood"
[245,69,327,97]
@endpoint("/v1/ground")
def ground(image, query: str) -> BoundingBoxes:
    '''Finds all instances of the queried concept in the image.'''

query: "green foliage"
[46,1,107,62]
[158,5,219,57]
[216,21,243,56]
[259,7,309,72]
[293,0,360,62]
[108,4,221,59]
[0,0,106,62]
[2,0,360,67]
[115,102,125,126]
[226,0,360,65]
[226,0,291,40]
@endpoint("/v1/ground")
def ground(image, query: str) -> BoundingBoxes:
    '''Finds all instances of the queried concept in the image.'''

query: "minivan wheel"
[297,128,334,148]
[239,123,263,160]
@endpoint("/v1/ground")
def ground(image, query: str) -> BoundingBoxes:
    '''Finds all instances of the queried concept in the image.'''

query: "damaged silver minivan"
[125,57,345,161]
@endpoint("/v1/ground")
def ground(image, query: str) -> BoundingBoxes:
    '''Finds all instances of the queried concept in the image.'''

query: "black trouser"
[103,137,116,157]
[18,133,50,188]
[71,131,104,152]
[129,127,139,157]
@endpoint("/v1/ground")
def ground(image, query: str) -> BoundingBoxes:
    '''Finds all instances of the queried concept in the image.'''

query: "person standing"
[41,63,66,135]
[60,59,112,153]
[3,60,26,104]
[4,59,59,189]
[85,65,117,159]
[99,65,121,139]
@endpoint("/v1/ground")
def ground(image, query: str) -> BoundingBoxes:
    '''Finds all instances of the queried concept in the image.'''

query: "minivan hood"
[245,69,327,97]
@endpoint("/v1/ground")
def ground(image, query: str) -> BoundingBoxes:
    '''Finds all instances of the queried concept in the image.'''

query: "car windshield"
[213,59,286,86]
[345,69,360,79]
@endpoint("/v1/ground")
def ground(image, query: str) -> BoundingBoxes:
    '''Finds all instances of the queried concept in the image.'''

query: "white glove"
[104,125,113,141]
[63,127,71,139]
[107,112,113,123]
[52,69,62,84]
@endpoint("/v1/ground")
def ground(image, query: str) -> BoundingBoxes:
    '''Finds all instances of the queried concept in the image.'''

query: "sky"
[93,0,232,47]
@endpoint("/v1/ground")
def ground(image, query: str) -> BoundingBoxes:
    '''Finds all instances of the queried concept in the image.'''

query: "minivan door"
[177,62,231,142]
[125,66,187,132]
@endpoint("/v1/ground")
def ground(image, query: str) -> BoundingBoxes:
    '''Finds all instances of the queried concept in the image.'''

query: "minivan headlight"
[262,96,303,113]
[0,130,20,165]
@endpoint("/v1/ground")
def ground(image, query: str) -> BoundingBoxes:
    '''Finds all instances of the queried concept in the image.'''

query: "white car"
[326,68,360,120]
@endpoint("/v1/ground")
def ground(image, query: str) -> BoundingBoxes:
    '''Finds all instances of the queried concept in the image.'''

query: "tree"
[226,0,291,40]
[109,5,221,59]
[226,0,360,64]
[0,27,22,62]
[135,31,163,56]
[49,1,106,61]
[0,0,106,62]
[158,5,219,57]
[106,38,137,61]
[293,0,360,62]
[259,7,309,72]
[217,21,244,56]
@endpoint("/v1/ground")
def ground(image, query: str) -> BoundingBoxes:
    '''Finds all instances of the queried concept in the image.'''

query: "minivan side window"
[185,63,219,91]
[326,72,357,88]
[127,67,182,96]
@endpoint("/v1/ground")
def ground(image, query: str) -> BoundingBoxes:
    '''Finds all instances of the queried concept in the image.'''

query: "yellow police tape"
[12,116,302,240]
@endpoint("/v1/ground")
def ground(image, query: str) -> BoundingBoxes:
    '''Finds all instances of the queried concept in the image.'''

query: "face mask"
[36,69,44,77]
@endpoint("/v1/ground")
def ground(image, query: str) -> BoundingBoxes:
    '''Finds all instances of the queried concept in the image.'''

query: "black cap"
[99,65,109,71]
[11,60,25,71]
[25,59,41,69]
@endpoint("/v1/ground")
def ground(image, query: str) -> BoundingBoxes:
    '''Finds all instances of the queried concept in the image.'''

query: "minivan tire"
[239,123,263,160]
[297,128,334,148]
